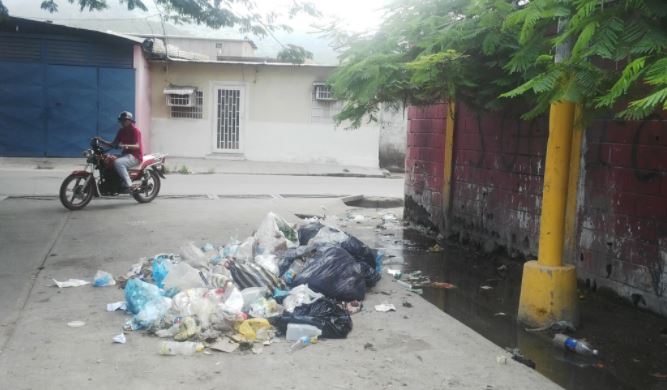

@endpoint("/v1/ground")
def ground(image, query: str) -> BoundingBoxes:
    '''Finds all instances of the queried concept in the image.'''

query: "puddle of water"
[343,214,667,390]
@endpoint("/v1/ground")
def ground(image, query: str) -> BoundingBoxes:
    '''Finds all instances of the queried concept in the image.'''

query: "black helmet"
[117,111,135,123]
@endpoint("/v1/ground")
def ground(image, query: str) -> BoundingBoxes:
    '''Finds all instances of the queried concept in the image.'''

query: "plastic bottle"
[286,323,322,342]
[158,341,204,356]
[553,333,598,356]
[289,336,318,352]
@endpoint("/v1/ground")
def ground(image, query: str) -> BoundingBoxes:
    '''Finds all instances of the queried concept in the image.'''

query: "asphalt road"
[0,171,404,198]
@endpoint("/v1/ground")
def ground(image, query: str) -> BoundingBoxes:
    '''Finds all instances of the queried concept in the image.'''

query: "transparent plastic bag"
[162,262,206,292]
[255,212,298,255]
[179,242,209,270]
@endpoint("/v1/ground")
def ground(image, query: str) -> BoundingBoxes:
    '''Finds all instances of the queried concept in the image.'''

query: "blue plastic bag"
[124,278,163,315]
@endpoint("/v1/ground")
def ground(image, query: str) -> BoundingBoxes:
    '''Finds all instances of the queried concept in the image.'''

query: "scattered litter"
[374,303,396,312]
[344,300,362,314]
[53,279,90,288]
[158,341,204,356]
[480,285,493,290]
[553,334,598,356]
[351,214,365,223]
[93,270,116,287]
[428,244,444,252]
[67,320,86,328]
[112,333,127,344]
[507,348,536,369]
[381,213,398,222]
[364,342,377,351]
[429,282,455,289]
[106,301,127,312]
[209,338,239,353]
[402,301,413,308]
[525,320,576,333]
[382,256,405,265]
[289,336,317,352]
[386,269,402,279]
[496,355,508,365]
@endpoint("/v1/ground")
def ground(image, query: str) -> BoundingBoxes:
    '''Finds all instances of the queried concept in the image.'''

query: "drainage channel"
[382,229,667,390]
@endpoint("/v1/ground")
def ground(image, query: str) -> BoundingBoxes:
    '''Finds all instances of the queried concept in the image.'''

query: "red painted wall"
[578,116,667,312]
[405,104,667,314]
[404,104,448,230]
[449,104,548,256]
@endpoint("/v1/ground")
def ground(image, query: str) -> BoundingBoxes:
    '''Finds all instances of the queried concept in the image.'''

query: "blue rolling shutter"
[45,65,98,157]
[98,67,136,142]
[0,33,136,157]
[0,61,46,156]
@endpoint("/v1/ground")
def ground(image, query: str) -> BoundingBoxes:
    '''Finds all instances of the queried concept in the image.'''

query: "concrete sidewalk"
[0,156,392,178]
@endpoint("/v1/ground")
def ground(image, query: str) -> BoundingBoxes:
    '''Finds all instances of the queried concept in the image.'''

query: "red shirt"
[113,125,143,162]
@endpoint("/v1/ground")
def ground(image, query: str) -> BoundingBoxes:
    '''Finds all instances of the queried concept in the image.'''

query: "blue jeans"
[114,154,139,188]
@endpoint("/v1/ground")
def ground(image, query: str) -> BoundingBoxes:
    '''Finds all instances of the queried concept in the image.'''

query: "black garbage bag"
[341,234,378,269]
[271,297,353,338]
[297,221,324,246]
[292,246,366,301]
[358,261,381,287]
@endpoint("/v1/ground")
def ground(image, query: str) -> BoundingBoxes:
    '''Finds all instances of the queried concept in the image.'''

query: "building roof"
[0,16,144,45]
[133,34,257,49]
[157,56,337,68]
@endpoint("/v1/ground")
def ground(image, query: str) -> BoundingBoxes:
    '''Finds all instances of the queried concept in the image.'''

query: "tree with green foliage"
[328,0,667,127]
[277,44,313,64]
[0,0,319,42]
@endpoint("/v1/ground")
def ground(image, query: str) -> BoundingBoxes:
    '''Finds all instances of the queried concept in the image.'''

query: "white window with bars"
[170,91,204,119]
[313,83,335,101]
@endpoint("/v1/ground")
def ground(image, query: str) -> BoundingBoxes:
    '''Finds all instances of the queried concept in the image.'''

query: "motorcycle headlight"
[82,150,93,158]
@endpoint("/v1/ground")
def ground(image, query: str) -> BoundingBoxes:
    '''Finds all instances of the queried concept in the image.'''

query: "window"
[313,83,335,101]
[170,91,203,119]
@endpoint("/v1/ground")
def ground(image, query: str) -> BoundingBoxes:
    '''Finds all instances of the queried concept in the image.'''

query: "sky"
[3,0,389,64]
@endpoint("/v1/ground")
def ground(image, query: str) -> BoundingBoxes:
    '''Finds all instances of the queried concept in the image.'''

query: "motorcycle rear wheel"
[60,174,94,210]
[132,170,161,203]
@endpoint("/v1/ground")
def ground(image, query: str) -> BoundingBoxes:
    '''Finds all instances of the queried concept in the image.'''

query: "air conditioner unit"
[164,87,196,107]
[314,83,335,101]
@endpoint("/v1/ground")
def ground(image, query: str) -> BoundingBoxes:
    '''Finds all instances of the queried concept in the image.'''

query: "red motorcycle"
[59,138,167,210]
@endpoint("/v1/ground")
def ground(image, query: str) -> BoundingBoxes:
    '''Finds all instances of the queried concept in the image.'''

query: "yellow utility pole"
[517,101,580,327]
[517,16,581,328]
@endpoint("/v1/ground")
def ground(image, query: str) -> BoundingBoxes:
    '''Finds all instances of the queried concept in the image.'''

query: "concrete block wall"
[578,116,667,313]
[449,103,548,256]
[404,104,448,230]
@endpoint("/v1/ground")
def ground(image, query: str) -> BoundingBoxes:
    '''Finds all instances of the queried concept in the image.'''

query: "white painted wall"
[161,38,255,59]
[149,62,392,167]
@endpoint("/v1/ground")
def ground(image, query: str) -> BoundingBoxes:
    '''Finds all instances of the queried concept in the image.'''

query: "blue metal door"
[46,65,98,157]
[0,61,46,156]
[98,67,136,142]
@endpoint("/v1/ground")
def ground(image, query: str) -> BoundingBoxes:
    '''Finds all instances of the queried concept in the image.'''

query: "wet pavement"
[340,209,667,390]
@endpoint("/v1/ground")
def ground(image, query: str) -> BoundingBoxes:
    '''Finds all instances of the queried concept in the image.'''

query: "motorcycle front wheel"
[59,174,94,210]
[132,170,161,204]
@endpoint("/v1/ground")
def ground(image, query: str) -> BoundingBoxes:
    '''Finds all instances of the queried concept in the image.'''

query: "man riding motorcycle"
[96,111,143,193]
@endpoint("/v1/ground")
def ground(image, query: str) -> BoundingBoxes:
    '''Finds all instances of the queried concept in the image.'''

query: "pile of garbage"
[106,212,382,354]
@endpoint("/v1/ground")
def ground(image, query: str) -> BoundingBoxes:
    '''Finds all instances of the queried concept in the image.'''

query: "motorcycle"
[59,138,167,210]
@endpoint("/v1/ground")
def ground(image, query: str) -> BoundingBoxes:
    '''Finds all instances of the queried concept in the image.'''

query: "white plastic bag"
[241,287,268,312]
[283,284,324,313]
